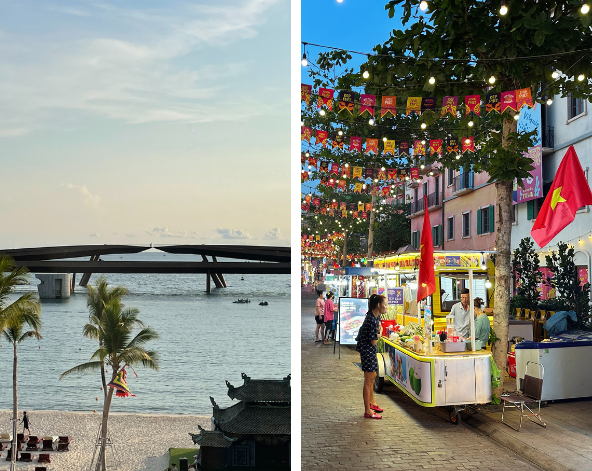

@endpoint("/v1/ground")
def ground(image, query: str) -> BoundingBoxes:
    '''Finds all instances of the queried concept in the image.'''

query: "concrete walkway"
[301,291,592,470]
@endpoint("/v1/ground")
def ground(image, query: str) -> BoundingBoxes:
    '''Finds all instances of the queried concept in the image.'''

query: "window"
[477,205,495,234]
[447,216,454,240]
[568,94,586,121]
[462,212,470,238]
[512,204,517,225]
[432,225,442,247]
[527,198,543,220]
[447,168,454,187]
[423,182,428,197]
[411,230,421,249]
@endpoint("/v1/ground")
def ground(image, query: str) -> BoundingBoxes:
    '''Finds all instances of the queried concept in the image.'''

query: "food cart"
[370,251,497,422]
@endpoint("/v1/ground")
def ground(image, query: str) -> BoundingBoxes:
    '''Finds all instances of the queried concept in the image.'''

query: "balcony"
[407,192,441,217]
[542,125,554,150]
[452,172,474,196]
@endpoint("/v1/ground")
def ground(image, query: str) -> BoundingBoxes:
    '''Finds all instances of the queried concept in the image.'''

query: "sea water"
[0,251,290,415]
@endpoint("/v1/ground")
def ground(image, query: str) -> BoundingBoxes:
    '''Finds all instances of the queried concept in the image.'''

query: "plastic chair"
[501,361,546,431]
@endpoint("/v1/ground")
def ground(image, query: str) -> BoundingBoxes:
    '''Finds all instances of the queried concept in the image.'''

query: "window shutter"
[477,209,482,235]
[527,200,534,220]
[489,205,495,232]
[438,225,442,246]
[432,227,437,247]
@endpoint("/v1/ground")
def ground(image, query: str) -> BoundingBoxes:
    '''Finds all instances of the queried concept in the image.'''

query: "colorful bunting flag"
[308,157,317,169]
[381,186,390,197]
[441,96,459,117]
[358,203,364,212]
[341,209,348,218]
[462,136,475,153]
[387,168,398,181]
[380,96,396,118]
[353,211,359,219]
[384,139,396,155]
[332,201,339,209]
[319,161,329,172]
[317,88,334,110]
[342,165,350,178]
[301,171,308,182]
[406,97,422,116]
[365,203,372,211]
[332,133,344,149]
[399,140,410,157]
[421,96,437,113]
[362,211,368,219]
[340,202,347,210]
[350,136,362,152]
[301,126,312,142]
[465,95,481,116]
[330,163,340,175]
[353,166,363,179]
[371,185,380,196]
[365,138,378,154]
[304,194,311,203]
[486,93,501,114]
[446,137,459,154]
[338,90,355,115]
[501,91,517,112]
[398,168,409,180]
[413,140,426,156]
[316,130,328,147]
[430,139,443,155]
[410,167,420,180]
[360,94,376,116]
[516,88,533,109]
[377,168,386,181]
[301,84,312,105]
[354,183,362,194]
[364,168,375,180]
[312,197,320,207]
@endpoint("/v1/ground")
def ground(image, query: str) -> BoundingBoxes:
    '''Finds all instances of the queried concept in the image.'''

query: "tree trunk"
[10,343,17,471]
[341,231,348,267]
[95,384,114,471]
[492,116,517,400]
[367,194,377,259]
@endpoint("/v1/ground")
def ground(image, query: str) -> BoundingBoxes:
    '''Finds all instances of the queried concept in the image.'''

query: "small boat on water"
[241,276,245,281]
[259,301,268,306]
[233,298,250,304]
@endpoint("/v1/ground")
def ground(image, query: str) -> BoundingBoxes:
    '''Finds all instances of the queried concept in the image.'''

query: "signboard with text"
[338,297,369,345]
[514,103,543,205]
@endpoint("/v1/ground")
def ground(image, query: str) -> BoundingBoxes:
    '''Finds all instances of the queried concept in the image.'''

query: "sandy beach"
[0,410,210,471]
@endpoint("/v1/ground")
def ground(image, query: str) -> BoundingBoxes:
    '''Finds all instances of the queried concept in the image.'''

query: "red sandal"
[364,412,382,419]
[370,404,384,412]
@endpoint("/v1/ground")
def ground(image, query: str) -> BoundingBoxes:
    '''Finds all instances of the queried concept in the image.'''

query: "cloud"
[0,0,285,135]
[125,233,135,238]
[215,228,251,239]
[263,227,281,240]
[67,184,101,208]
[145,226,187,238]
[89,233,100,237]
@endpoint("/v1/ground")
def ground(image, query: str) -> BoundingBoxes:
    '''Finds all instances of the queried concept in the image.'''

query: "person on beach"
[323,292,336,345]
[20,411,31,436]
[171,464,178,471]
[315,291,325,342]
[356,294,386,419]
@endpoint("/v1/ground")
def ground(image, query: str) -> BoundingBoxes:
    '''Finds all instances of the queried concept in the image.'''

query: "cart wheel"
[374,375,384,393]
[449,409,462,424]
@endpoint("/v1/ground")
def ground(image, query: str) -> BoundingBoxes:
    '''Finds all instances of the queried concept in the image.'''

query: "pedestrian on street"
[356,294,386,419]
[315,291,325,342]
[19,411,31,436]
[323,292,337,344]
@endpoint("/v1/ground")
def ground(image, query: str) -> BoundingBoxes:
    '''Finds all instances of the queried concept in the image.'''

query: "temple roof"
[189,426,236,448]
[225,373,291,403]
[213,402,291,435]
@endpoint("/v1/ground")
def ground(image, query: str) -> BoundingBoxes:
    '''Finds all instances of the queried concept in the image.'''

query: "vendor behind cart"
[473,297,490,349]
[450,288,471,338]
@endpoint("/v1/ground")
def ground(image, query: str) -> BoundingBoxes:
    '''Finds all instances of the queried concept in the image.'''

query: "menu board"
[338,297,369,345]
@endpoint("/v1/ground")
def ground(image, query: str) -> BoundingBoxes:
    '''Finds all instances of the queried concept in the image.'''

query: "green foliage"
[538,297,570,312]
[373,210,411,254]
[544,242,591,330]
[488,326,499,347]
[512,238,542,311]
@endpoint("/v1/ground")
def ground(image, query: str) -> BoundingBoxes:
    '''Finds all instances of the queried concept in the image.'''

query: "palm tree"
[85,276,130,399]
[0,255,42,471]
[61,296,159,471]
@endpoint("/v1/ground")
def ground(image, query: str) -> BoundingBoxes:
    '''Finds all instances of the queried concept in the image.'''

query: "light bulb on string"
[421,140,426,145]
[383,137,387,142]
[551,70,560,79]
[578,74,585,81]
[338,130,343,136]
[546,98,553,106]
[345,163,349,167]
[499,1,508,15]
[420,122,427,129]
[488,75,496,84]
[305,151,310,157]
[381,167,385,171]
[582,3,590,14]
[420,0,428,11]
[514,113,520,120]
[456,154,461,160]
[468,120,474,127]
[319,109,326,116]
[428,75,435,84]
[362,70,370,79]
[485,278,492,289]
[368,118,375,125]
[420,164,425,170]
[465,138,471,144]
[301,51,308,67]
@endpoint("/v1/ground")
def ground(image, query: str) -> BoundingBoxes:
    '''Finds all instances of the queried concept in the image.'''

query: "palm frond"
[60,360,104,379]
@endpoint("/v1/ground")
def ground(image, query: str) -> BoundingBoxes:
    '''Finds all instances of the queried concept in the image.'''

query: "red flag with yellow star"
[417,195,436,302]
[531,146,592,248]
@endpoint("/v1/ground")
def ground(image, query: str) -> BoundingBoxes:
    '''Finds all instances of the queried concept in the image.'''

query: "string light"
[582,3,590,14]
[488,75,496,84]
[368,118,375,125]
[420,0,428,11]
[420,122,427,129]
[546,98,553,105]
[499,0,508,15]
[551,70,560,79]
[465,138,471,144]
[420,164,425,169]
[428,76,435,84]
[456,154,461,160]
[319,109,326,116]
[421,140,426,144]
[338,130,343,135]
[578,74,585,81]
[514,113,520,120]
[362,70,370,79]
[468,120,474,127]
[485,278,492,289]
[305,151,310,157]
[383,137,387,142]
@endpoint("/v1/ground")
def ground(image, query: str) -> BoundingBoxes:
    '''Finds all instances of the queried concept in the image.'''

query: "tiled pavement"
[301,291,592,470]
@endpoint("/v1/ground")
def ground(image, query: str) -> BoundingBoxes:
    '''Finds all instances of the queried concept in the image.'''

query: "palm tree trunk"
[10,343,17,471]
[95,385,114,471]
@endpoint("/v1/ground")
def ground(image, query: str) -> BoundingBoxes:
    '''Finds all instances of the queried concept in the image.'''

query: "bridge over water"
[1,244,290,296]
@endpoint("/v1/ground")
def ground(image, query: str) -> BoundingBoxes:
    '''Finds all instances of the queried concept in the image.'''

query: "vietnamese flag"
[417,195,436,302]
[531,146,592,248]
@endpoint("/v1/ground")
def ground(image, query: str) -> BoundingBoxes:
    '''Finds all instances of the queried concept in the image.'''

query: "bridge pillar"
[206,270,211,294]
[79,255,99,287]
[212,256,227,287]
[201,255,224,289]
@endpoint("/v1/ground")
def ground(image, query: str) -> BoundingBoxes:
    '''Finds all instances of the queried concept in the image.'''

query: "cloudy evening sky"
[0,0,289,248]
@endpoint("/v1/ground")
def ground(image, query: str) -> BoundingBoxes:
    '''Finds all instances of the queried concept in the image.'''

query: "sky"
[0,0,290,248]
